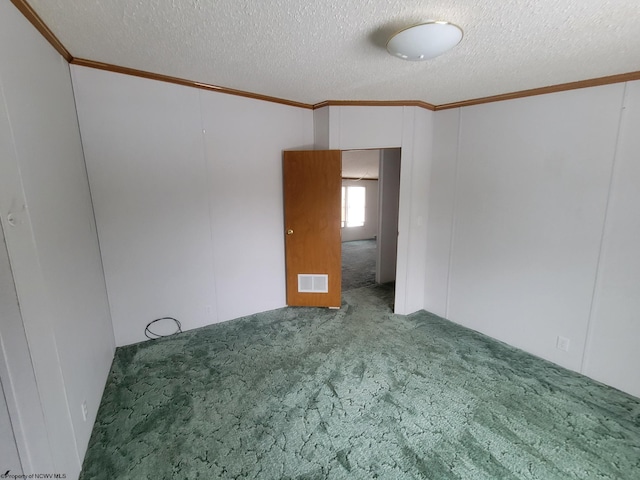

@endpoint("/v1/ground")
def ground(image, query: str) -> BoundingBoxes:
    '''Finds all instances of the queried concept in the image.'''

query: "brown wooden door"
[283,150,341,307]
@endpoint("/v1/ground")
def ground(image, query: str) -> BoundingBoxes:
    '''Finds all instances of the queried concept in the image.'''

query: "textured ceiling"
[24,0,640,106]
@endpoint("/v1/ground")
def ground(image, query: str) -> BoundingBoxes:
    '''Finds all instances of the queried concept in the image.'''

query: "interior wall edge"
[396,107,416,314]
[68,65,119,353]
[432,82,639,397]
[444,108,463,319]
[410,107,432,312]
[579,83,629,375]
[0,71,77,475]
[9,0,72,62]
[445,108,462,318]
[1,2,118,473]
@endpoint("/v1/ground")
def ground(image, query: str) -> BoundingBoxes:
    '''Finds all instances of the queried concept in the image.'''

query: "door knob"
[286,229,294,235]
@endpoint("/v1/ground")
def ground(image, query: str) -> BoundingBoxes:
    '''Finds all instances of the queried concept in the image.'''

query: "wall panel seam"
[579,82,629,374]
[444,108,462,319]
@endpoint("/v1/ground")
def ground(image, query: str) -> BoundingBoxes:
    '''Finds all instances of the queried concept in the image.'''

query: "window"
[341,185,366,228]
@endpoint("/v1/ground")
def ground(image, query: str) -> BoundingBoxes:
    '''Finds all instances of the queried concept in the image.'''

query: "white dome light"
[387,22,463,61]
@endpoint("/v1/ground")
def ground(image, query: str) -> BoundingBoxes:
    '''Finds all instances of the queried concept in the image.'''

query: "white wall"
[72,66,314,346]
[71,68,216,347]
[327,106,433,314]
[426,82,640,397]
[313,106,330,149]
[377,148,401,284]
[584,81,640,398]
[74,91,430,343]
[0,228,24,474]
[0,376,21,473]
[200,93,314,321]
[0,1,115,477]
[424,109,459,318]
[402,107,433,314]
[0,223,53,474]
[341,179,379,242]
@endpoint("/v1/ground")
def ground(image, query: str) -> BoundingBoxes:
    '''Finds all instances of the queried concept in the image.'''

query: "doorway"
[341,148,401,292]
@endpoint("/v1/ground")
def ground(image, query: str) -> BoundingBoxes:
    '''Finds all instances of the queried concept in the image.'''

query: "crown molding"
[10,0,72,62]
[71,58,314,110]
[435,71,640,110]
[313,100,436,111]
[11,0,640,113]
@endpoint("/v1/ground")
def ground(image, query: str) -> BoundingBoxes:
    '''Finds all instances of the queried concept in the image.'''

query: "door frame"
[314,105,428,315]
[339,148,401,289]
[376,148,401,285]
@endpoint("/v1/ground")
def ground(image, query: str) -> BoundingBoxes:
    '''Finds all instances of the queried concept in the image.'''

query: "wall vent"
[298,274,329,293]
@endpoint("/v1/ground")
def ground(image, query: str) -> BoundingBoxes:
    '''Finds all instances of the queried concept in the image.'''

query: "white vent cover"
[298,274,329,293]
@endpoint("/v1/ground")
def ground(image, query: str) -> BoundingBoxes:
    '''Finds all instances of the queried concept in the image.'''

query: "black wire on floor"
[144,317,183,340]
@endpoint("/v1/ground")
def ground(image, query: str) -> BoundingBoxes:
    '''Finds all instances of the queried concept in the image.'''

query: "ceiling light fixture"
[387,21,463,61]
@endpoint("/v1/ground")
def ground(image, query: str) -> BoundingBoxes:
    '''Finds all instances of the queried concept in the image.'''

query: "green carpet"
[80,284,640,479]
[342,239,376,291]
